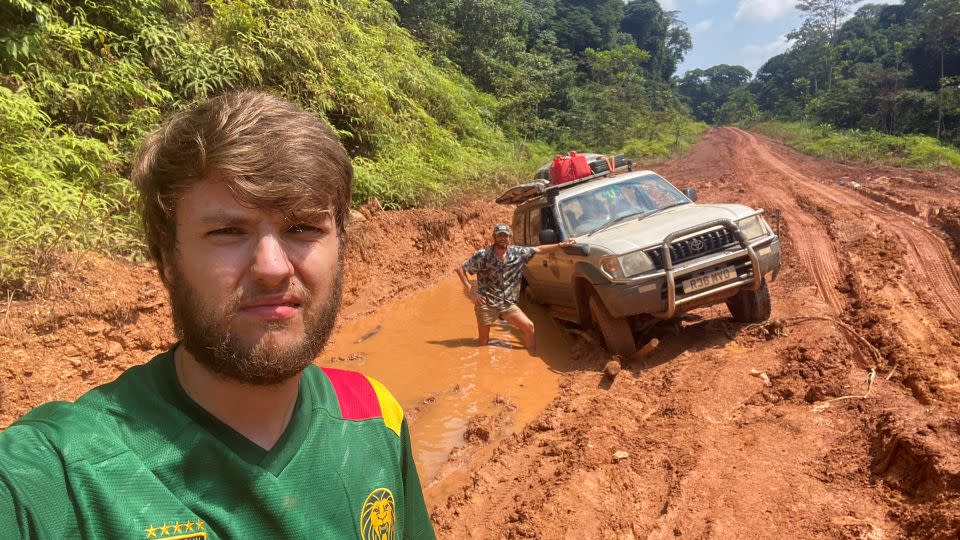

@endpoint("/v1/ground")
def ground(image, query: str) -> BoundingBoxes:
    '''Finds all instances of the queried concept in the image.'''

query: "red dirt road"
[2,128,959,538]
[430,128,960,539]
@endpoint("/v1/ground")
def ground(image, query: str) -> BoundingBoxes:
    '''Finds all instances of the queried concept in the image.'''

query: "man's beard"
[168,258,343,385]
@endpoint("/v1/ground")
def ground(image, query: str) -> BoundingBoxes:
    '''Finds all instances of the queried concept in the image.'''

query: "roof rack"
[495,163,633,205]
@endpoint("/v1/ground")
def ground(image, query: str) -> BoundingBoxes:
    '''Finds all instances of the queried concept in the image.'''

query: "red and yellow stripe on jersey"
[320,367,404,437]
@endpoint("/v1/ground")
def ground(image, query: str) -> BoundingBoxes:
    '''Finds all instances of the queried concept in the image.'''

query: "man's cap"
[493,224,511,236]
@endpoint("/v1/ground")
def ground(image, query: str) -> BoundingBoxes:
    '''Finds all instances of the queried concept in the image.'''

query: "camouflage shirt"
[462,245,537,311]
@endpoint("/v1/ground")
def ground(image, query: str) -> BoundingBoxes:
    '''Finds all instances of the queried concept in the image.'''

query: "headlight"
[737,215,769,241]
[600,250,656,279]
[600,256,624,279]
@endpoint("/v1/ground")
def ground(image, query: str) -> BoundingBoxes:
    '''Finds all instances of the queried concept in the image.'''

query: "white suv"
[505,170,781,356]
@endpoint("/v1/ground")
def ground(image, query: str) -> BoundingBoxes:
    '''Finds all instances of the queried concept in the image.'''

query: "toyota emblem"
[689,238,705,252]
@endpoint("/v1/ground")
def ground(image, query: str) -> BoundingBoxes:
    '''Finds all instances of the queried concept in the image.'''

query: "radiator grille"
[647,227,737,268]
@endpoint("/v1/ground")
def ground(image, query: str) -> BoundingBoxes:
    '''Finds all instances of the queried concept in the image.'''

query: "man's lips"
[239,297,302,320]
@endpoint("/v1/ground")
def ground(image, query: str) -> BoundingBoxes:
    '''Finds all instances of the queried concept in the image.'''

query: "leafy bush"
[621,119,707,161]
[0,87,142,293]
[751,121,960,169]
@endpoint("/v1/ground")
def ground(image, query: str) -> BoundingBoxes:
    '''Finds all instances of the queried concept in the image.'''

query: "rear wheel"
[726,278,772,323]
[589,294,637,357]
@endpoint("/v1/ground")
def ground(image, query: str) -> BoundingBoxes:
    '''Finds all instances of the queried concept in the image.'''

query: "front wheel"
[726,278,772,323]
[589,294,637,357]
[520,278,540,305]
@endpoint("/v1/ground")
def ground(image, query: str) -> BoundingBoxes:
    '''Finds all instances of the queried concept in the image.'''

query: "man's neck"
[493,244,508,257]
[173,345,301,451]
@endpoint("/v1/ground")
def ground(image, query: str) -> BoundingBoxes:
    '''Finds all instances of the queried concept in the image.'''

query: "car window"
[559,176,689,237]
[512,211,526,245]
[527,207,542,246]
[637,179,687,207]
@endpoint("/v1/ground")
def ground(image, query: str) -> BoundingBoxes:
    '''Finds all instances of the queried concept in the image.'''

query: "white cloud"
[740,35,792,74]
[690,19,714,33]
[659,0,680,10]
[734,0,796,23]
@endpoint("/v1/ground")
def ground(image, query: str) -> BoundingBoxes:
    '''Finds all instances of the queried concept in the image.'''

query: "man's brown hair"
[131,90,353,274]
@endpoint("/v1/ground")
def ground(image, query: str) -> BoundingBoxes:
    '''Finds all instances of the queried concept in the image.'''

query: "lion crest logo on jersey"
[360,487,396,540]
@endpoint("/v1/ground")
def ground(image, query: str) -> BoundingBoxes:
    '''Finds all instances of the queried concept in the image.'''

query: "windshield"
[558,175,690,237]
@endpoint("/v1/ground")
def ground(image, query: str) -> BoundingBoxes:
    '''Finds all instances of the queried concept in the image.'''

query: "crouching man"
[456,224,574,355]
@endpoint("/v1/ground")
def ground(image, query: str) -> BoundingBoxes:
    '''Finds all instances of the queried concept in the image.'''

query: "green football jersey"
[0,348,436,539]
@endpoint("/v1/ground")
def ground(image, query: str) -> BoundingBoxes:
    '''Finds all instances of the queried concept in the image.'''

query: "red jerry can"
[569,151,592,179]
[549,155,576,185]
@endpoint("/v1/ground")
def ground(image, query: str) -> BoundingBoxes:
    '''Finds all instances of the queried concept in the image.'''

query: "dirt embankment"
[3,129,960,539]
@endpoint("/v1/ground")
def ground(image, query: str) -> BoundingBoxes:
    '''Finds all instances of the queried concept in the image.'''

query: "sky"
[669,0,902,77]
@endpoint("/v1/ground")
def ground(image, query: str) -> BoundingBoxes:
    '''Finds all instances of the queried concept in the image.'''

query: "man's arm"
[457,256,484,305]
[534,238,576,255]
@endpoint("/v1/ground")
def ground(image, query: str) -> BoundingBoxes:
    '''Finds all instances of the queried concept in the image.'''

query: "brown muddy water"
[320,276,579,492]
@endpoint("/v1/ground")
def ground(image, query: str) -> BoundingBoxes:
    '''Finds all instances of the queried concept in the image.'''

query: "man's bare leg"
[478,323,491,346]
[502,309,536,355]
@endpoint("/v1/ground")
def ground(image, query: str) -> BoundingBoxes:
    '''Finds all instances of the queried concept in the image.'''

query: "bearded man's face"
[164,178,342,384]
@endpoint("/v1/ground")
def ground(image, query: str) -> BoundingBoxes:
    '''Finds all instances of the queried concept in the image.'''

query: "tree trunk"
[937,50,944,140]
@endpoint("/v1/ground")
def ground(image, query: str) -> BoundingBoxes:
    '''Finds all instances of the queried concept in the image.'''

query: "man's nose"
[249,234,294,284]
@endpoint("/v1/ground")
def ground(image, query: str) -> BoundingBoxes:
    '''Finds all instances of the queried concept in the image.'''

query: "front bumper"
[594,223,781,319]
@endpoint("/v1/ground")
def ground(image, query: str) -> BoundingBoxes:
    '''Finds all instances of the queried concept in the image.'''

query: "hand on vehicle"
[559,239,577,248]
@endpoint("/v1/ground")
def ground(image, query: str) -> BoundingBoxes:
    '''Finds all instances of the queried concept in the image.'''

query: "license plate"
[682,266,736,294]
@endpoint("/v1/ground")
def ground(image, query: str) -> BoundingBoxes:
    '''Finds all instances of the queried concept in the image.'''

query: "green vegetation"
[1,0,701,295]
[752,121,960,169]
[675,0,959,171]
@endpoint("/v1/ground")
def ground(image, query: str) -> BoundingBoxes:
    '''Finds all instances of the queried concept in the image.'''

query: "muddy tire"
[726,278,772,323]
[520,278,540,305]
[589,294,637,356]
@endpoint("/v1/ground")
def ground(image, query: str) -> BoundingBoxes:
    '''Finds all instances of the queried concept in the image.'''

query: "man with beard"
[457,224,574,355]
[0,91,435,539]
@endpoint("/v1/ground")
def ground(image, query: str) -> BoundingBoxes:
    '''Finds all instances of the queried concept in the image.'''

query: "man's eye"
[287,224,324,234]
[207,227,245,237]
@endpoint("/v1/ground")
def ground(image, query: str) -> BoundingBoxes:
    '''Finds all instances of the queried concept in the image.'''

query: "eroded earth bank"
[2,127,959,539]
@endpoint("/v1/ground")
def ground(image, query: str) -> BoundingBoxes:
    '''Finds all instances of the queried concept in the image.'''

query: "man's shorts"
[474,303,521,326]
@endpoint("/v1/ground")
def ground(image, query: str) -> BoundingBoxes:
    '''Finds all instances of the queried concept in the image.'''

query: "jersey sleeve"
[520,246,537,263]
[462,250,483,275]
[399,418,436,540]
[0,424,77,539]
[0,475,22,540]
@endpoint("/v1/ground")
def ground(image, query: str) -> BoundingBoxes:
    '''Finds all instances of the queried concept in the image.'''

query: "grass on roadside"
[621,120,709,162]
[751,121,960,170]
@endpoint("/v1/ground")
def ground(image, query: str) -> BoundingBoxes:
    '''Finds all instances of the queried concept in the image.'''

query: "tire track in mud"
[724,128,847,314]
[727,127,960,321]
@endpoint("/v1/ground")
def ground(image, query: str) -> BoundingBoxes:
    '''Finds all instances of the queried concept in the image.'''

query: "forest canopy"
[0,0,700,294]
[677,0,960,148]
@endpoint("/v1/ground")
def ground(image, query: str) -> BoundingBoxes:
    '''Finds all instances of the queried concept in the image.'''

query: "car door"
[541,205,577,308]
[526,205,577,305]
[518,206,555,303]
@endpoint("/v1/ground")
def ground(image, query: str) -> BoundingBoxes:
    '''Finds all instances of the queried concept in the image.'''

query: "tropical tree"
[915,0,960,138]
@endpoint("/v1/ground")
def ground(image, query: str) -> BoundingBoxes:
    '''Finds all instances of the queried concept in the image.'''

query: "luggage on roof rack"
[496,155,635,205]
[495,180,548,205]
[588,154,630,175]
[549,152,592,185]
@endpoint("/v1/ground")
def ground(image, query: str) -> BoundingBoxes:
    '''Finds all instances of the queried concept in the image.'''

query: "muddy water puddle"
[320,276,578,490]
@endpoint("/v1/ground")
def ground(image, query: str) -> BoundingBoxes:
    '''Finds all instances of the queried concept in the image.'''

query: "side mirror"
[682,187,698,202]
[539,229,559,245]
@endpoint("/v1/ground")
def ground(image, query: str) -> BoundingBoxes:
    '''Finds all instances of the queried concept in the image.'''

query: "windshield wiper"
[587,211,646,237]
